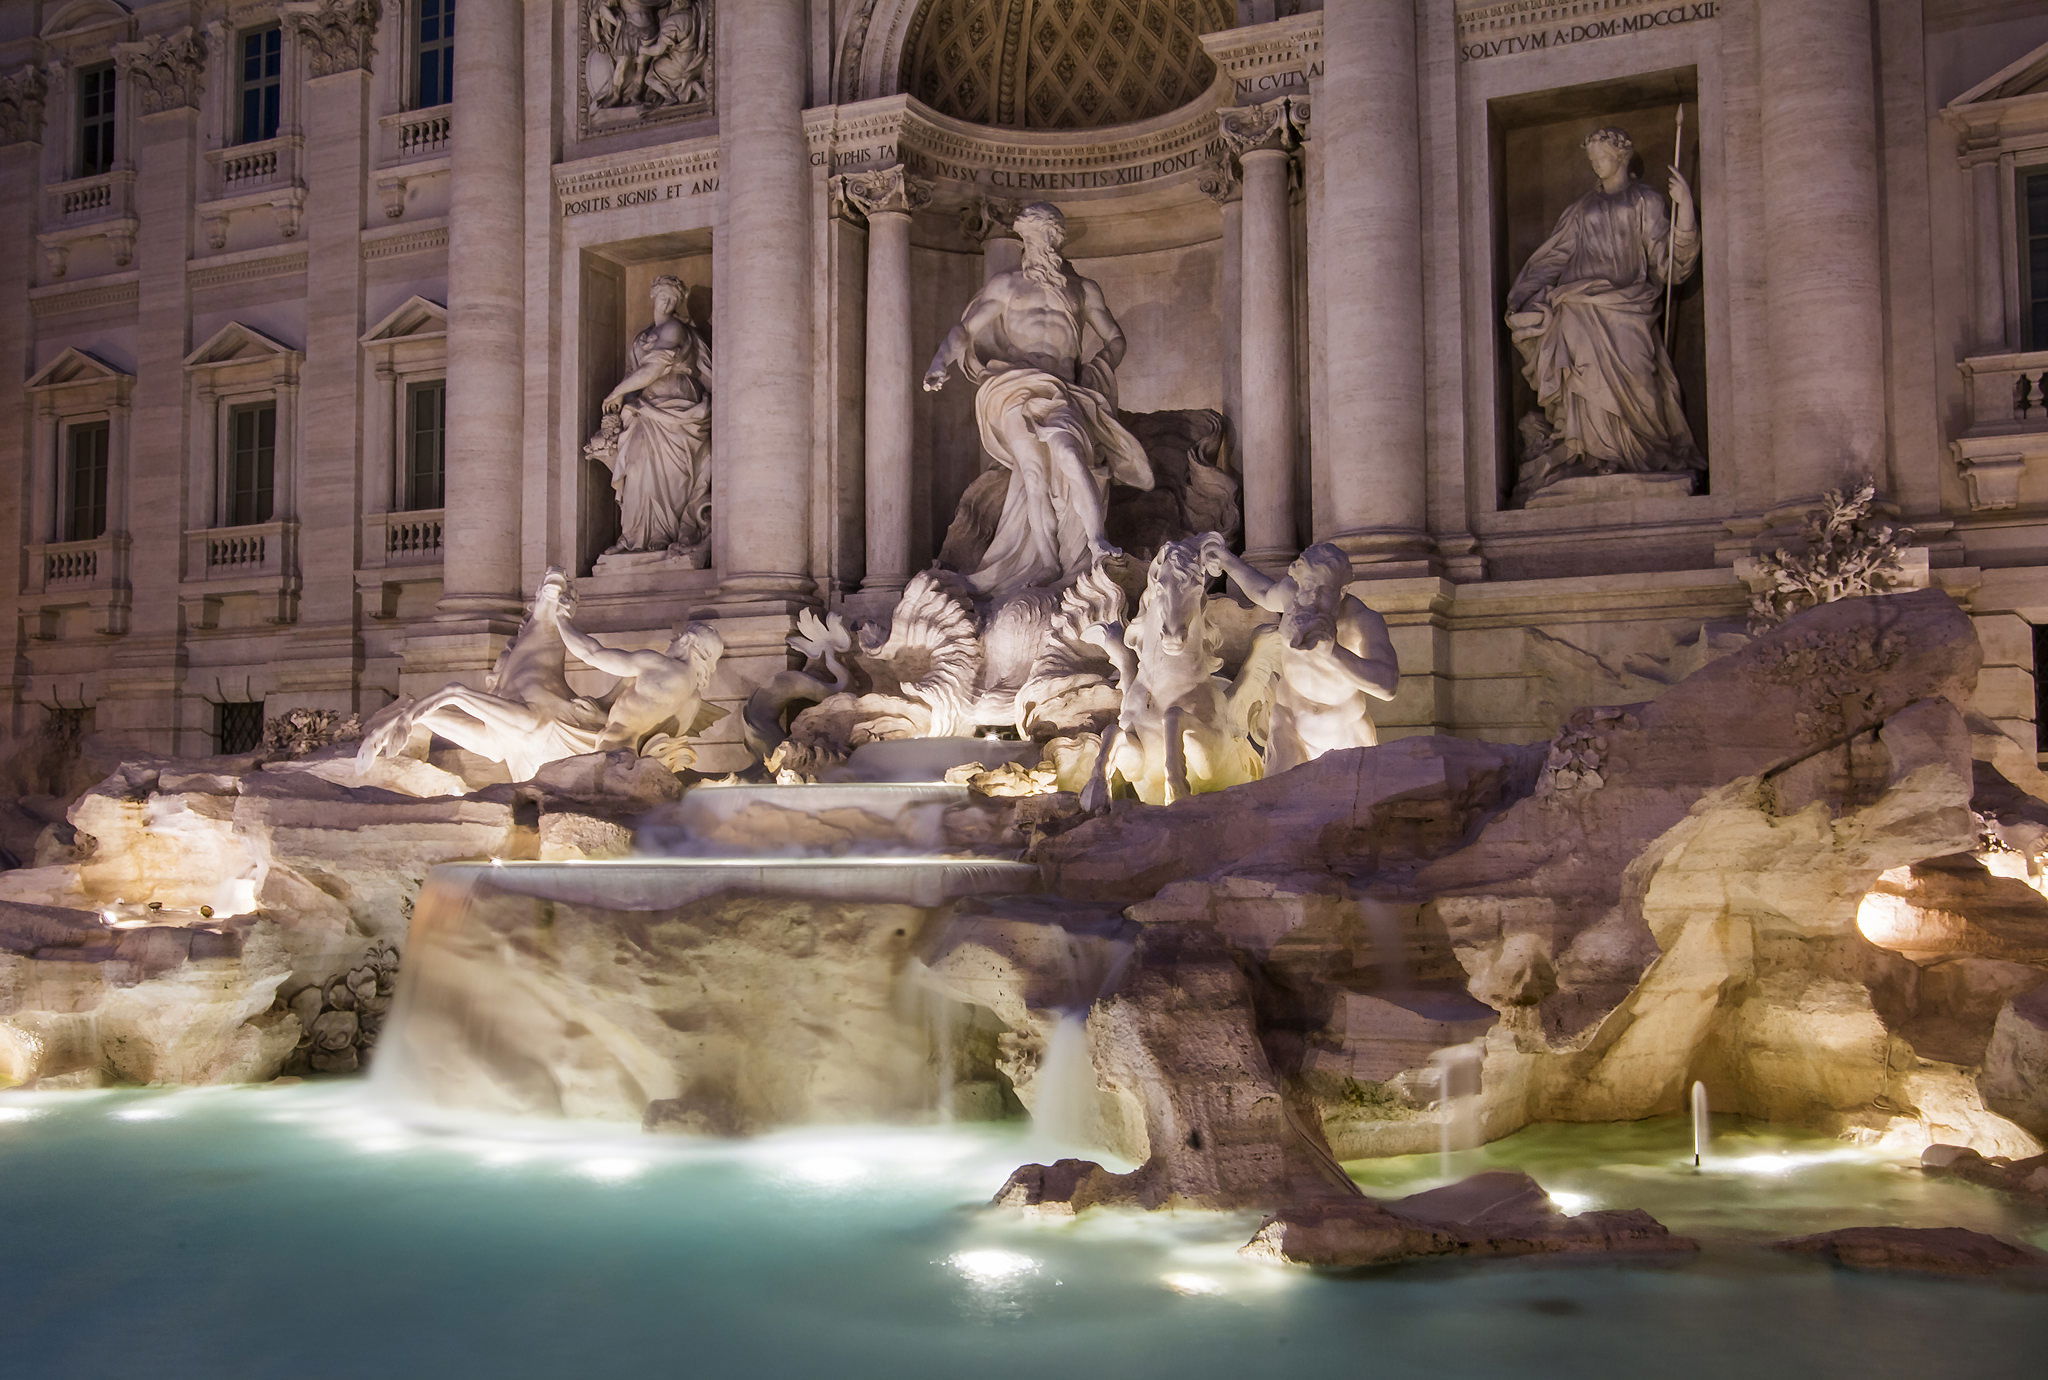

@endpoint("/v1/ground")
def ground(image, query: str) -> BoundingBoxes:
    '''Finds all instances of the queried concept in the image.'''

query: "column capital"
[1198,155,1241,205]
[114,27,209,117]
[960,193,1024,244]
[0,65,49,147]
[1219,95,1307,161]
[283,0,382,80]
[834,164,934,222]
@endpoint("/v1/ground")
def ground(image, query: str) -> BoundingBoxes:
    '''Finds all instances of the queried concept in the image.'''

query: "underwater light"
[575,1156,648,1183]
[1160,1272,1225,1297]
[1545,1190,1594,1215]
[0,1105,45,1123]
[947,1249,1039,1284]
[785,1155,866,1186]
[111,1105,174,1122]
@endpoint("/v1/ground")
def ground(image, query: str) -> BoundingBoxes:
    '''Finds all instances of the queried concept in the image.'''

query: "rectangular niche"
[576,234,713,573]
[1488,67,1706,511]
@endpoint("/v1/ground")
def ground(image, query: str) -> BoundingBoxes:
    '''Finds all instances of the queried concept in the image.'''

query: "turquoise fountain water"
[3,1085,2047,1379]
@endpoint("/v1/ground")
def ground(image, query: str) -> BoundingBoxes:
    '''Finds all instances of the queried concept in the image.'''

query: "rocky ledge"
[1237,1171,1697,1269]
[1776,1226,2048,1278]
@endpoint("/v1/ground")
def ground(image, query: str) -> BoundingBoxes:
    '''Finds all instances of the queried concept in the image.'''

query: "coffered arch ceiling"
[901,0,1234,131]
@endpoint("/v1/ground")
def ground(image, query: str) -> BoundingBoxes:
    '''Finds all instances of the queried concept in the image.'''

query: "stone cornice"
[188,247,309,291]
[114,26,207,116]
[554,139,719,200]
[362,220,448,260]
[281,0,380,79]
[0,64,48,146]
[1201,14,1321,103]
[1455,0,1721,48]
[29,273,138,318]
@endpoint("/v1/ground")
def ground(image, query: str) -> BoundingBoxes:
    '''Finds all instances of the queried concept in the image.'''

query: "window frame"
[401,376,447,511]
[74,61,117,178]
[2022,163,2048,353]
[412,0,456,111]
[223,399,278,528]
[60,417,112,544]
[235,23,285,145]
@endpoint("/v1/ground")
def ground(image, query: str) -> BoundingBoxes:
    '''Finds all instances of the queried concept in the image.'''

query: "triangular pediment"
[26,346,128,391]
[361,295,448,345]
[183,321,298,369]
[42,0,131,39]
[1950,39,2048,108]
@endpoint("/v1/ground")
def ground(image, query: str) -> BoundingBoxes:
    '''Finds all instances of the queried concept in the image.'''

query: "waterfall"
[1431,1042,1485,1179]
[1030,1011,1097,1154]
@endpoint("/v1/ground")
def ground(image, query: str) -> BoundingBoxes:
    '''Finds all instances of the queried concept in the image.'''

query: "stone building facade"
[2,0,2046,769]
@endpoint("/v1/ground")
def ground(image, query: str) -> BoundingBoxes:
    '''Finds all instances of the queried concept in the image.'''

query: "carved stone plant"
[1748,484,1912,631]
[261,708,363,758]
[278,939,399,1075]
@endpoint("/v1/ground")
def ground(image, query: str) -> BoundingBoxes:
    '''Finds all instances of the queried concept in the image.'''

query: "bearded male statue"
[1504,126,1701,502]
[923,201,1154,596]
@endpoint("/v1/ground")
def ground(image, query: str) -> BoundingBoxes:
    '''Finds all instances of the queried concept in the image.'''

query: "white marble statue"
[1504,126,1701,500]
[556,613,726,771]
[923,201,1154,596]
[357,570,607,782]
[357,569,726,781]
[585,275,713,563]
[1201,536,1401,772]
[1080,538,1266,809]
[586,0,709,111]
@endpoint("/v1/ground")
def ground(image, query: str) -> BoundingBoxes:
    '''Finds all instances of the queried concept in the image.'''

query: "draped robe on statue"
[1506,178,1700,493]
[965,357,1153,595]
[610,323,712,555]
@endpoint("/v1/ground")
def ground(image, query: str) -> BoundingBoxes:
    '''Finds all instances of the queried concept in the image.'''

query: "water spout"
[1691,1080,1710,1169]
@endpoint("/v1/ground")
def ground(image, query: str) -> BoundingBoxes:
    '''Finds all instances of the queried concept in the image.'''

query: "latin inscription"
[562,175,720,218]
[1461,2,1716,62]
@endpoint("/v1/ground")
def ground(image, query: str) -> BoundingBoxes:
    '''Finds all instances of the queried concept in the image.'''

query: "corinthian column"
[1760,0,1887,513]
[714,0,815,602]
[436,1,524,619]
[841,166,933,594]
[1222,99,1303,568]
[1316,0,1428,563]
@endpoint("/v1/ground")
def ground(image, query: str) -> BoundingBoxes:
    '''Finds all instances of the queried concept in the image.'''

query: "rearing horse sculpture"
[357,569,608,782]
[1080,538,1272,808]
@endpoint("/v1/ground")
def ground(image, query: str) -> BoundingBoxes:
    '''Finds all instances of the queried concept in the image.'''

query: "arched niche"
[839,0,1234,118]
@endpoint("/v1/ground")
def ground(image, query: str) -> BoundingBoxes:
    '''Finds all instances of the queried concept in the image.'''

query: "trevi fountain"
[4,2,2048,1377]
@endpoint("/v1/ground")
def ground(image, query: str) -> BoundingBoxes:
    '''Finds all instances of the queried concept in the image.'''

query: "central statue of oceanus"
[922,201,1154,597]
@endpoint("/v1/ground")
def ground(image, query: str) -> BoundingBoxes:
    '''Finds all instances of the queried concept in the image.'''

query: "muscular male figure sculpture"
[923,202,1153,595]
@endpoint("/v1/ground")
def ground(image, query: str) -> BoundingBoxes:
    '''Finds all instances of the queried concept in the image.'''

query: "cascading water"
[1431,1042,1485,1180]
[1691,1080,1711,1168]
[1029,1011,1096,1154]
[371,751,1042,1133]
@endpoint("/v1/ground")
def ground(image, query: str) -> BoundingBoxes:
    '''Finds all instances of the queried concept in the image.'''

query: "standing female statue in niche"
[1504,125,1701,502]
[587,274,713,563]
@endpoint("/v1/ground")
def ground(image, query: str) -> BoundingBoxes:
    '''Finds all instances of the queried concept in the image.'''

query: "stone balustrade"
[383,105,452,162]
[1952,349,2048,512]
[24,534,123,594]
[186,520,295,580]
[375,509,446,564]
[205,135,301,197]
[42,169,133,227]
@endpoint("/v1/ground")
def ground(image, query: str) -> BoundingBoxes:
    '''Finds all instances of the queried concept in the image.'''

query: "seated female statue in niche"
[1504,126,1701,503]
[585,274,712,565]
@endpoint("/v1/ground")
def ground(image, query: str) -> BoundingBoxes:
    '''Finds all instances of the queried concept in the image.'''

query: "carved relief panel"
[580,0,714,136]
